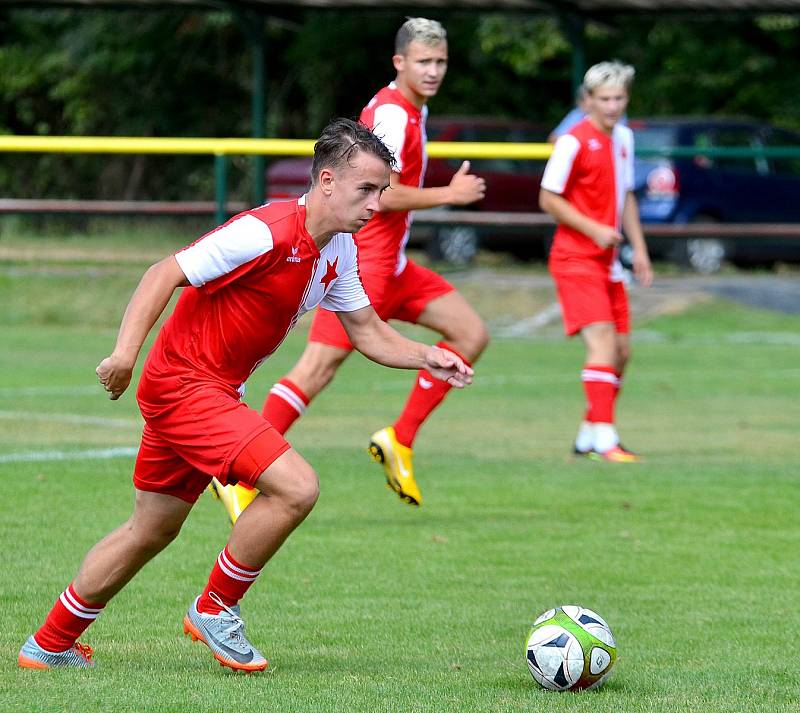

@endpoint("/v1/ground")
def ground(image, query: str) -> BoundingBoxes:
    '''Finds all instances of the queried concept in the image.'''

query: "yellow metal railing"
[0,135,553,159]
[0,135,554,223]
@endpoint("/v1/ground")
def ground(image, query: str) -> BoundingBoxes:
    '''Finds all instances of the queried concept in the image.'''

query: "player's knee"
[585,324,617,363]
[281,462,320,518]
[128,518,183,555]
[470,320,491,357]
[447,315,490,361]
[290,346,348,394]
[617,345,631,371]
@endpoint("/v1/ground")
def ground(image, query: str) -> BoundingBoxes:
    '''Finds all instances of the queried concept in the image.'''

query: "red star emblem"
[320,257,338,291]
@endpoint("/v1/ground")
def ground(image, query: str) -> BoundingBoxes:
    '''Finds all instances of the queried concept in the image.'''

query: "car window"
[763,129,800,176]
[692,130,714,150]
[712,127,765,174]
[631,127,677,153]
[441,125,546,175]
[426,124,446,141]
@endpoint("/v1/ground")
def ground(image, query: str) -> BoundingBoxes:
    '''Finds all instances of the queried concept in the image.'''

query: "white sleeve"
[372,104,408,173]
[320,236,371,313]
[175,214,273,287]
[624,128,635,192]
[540,134,581,195]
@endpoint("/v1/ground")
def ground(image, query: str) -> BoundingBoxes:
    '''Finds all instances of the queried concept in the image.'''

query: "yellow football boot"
[368,426,422,506]
[208,478,259,525]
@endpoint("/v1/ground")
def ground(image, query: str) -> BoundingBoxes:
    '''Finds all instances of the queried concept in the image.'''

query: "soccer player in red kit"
[211,18,487,519]
[17,118,472,671]
[539,61,653,462]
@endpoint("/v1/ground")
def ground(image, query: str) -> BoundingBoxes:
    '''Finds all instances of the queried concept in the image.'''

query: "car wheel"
[685,237,727,274]
[426,225,479,265]
[669,216,727,274]
[618,242,634,270]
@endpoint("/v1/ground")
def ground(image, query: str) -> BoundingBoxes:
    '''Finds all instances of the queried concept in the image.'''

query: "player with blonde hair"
[539,61,652,462]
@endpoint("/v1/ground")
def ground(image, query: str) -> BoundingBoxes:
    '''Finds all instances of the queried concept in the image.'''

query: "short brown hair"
[310,118,395,186]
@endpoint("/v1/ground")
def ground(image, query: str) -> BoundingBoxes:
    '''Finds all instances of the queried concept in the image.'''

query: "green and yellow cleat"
[589,445,642,463]
[208,478,259,525]
[368,426,422,506]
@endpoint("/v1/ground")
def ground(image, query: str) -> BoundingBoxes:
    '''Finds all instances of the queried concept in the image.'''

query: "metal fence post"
[214,153,227,226]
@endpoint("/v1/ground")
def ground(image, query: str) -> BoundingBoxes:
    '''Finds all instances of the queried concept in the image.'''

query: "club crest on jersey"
[588,138,603,151]
[286,245,302,263]
[320,257,339,290]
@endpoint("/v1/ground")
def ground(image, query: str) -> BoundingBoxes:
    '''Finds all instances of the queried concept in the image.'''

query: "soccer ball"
[525,605,617,691]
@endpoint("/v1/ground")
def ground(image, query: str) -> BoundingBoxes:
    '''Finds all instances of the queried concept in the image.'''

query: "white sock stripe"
[270,383,306,415]
[63,587,103,615]
[218,552,261,581]
[219,549,262,577]
[217,558,261,582]
[581,370,620,385]
[59,592,100,620]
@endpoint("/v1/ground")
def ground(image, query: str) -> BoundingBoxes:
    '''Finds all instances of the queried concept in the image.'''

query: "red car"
[265,116,550,263]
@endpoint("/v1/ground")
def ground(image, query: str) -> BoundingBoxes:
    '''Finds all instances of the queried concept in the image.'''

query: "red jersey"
[358,82,428,276]
[137,196,369,414]
[541,118,634,279]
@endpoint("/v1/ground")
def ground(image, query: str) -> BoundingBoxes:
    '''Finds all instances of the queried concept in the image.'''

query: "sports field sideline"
[1,235,798,712]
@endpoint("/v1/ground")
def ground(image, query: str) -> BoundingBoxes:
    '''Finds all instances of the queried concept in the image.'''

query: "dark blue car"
[631,118,800,272]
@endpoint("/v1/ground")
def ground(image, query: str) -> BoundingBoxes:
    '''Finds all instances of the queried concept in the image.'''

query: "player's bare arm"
[621,192,653,287]
[539,188,622,249]
[336,305,473,388]
[378,160,486,212]
[96,256,189,400]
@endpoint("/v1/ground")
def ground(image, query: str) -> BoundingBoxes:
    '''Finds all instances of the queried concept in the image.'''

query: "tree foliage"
[1,7,799,201]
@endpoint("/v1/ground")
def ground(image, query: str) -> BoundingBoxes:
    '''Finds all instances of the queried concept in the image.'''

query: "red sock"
[581,364,619,424]
[262,378,309,436]
[393,342,471,448]
[586,369,623,420]
[197,546,262,615]
[33,583,105,652]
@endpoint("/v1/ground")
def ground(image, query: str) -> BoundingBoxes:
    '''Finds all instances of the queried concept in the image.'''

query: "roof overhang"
[5,0,800,11]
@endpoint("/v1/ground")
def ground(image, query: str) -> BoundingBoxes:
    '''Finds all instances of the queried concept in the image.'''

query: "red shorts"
[551,271,630,336]
[133,383,290,504]
[308,258,455,351]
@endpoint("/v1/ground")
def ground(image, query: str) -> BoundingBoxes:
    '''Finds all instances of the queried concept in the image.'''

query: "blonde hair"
[395,18,447,55]
[583,61,635,94]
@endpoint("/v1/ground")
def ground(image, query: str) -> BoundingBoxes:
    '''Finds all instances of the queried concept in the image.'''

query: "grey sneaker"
[18,635,96,669]
[183,593,268,672]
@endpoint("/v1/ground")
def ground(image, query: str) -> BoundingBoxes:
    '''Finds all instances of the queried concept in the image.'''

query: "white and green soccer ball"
[525,605,617,691]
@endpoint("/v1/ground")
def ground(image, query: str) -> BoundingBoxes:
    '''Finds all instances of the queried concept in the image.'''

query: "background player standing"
[213,18,487,520]
[17,118,472,671]
[539,61,653,462]
[548,84,591,143]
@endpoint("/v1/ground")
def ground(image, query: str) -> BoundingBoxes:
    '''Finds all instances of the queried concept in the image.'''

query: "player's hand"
[632,248,653,287]
[447,161,486,206]
[590,225,623,249]
[423,346,474,388]
[96,354,134,401]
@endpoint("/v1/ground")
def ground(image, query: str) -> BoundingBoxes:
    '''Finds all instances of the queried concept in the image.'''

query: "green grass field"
[1,237,798,712]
